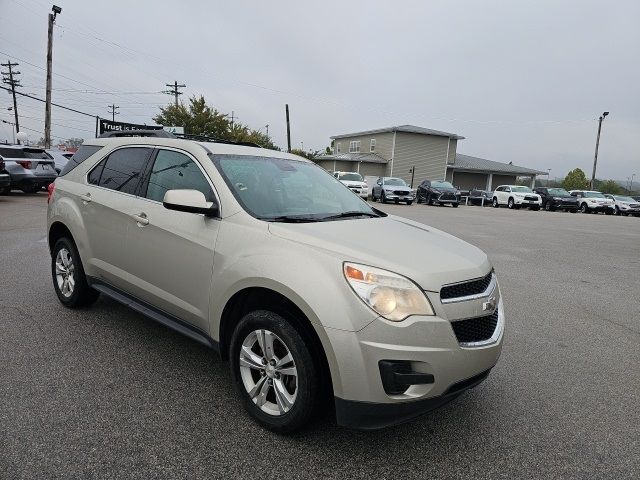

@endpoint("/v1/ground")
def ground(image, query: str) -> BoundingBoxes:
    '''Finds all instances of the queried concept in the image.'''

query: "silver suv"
[47,133,504,432]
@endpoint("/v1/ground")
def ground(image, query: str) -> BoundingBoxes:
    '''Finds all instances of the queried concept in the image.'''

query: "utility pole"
[163,80,186,107]
[44,5,62,149]
[285,104,291,153]
[265,124,269,138]
[230,111,237,129]
[590,111,609,190]
[107,104,119,122]
[1,61,21,143]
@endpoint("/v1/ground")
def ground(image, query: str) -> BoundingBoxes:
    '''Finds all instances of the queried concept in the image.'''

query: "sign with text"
[163,126,184,135]
[98,118,163,135]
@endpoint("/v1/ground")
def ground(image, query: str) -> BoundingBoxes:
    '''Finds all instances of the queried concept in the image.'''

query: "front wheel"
[381,191,387,204]
[0,186,10,195]
[21,185,39,194]
[416,193,422,204]
[580,203,589,213]
[451,202,459,208]
[507,198,515,209]
[230,310,320,433]
[51,237,100,308]
[614,207,620,216]
[531,206,540,211]
[371,191,377,202]
[492,197,499,208]
[406,200,413,205]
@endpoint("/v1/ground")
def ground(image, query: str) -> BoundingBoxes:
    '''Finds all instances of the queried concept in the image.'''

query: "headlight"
[553,197,562,201]
[588,199,597,203]
[514,193,524,197]
[343,263,434,321]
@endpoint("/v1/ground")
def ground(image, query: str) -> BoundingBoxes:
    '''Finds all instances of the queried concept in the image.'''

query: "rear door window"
[90,147,153,195]
[60,145,104,176]
[142,149,214,203]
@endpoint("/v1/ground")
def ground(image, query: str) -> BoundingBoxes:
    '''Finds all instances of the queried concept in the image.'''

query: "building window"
[336,142,341,153]
[370,138,376,152]
[349,140,361,153]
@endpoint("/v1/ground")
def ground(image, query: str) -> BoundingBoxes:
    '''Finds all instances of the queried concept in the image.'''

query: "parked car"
[416,180,460,207]
[47,149,73,174]
[371,176,414,204]
[492,185,541,210]
[468,189,493,206]
[0,158,11,194]
[568,190,614,214]
[603,194,640,216]
[0,145,57,193]
[633,196,640,202]
[333,171,368,198]
[47,132,503,432]
[534,187,579,212]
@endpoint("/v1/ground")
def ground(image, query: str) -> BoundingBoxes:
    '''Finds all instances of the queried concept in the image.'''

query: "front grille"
[524,195,538,201]
[439,192,456,200]
[451,310,499,344]
[393,190,408,195]
[440,271,493,301]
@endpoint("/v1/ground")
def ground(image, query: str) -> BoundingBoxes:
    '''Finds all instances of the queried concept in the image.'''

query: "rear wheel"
[0,186,10,195]
[51,237,99,308]
[230,310,320,433]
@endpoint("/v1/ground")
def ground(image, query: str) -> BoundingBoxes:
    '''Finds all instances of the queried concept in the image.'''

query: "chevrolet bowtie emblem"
[482,296,497,312]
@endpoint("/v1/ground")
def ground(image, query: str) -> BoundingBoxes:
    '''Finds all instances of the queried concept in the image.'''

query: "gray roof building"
[451,154,546,176]
[331,125,465,141]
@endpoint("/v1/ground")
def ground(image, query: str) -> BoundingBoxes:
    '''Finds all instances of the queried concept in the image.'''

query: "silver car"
[47,134,503,432]
[0,145,57,193]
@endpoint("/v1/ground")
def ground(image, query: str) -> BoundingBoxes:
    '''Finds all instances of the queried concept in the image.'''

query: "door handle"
[81,192,91,203]
[132,213,149,226]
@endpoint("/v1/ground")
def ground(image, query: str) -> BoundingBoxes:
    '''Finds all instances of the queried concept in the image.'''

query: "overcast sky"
[1,0,638,180]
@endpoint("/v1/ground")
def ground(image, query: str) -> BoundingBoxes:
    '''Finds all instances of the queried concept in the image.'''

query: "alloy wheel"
[239,329,298,416]
[55,248,75,298]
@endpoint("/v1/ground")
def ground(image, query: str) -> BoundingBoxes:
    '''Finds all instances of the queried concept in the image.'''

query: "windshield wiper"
[263,215,322,223]
[319,211,380,221]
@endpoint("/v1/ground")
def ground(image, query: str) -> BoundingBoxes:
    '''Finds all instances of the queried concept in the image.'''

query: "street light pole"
[590,111,609,190]
[44,5,62,149]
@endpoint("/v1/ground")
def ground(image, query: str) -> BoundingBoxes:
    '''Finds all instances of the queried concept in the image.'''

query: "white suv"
[569,190,614,214]
[492,185,541,210]
[47,133,503,432]
[333,171,368,198]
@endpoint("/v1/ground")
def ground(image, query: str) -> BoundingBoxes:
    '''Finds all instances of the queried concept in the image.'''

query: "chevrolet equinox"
[47,133,504,432]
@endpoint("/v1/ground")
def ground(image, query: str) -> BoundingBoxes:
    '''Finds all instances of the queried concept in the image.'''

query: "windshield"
[511,186,533,193]
[614,196,635,202]
[213,155,378,221]
[584,191,605,198]
[338,173,363,182]
[548,188,571,196]
[384,178,407,186]
[432,181,455,189]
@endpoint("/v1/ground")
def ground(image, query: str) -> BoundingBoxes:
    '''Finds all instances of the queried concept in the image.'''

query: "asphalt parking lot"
[1,193,639,479]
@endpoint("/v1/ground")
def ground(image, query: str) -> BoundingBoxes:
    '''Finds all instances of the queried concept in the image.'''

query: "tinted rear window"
[60,145,104,176]
[0,147,52,159]
[92,147,152,195]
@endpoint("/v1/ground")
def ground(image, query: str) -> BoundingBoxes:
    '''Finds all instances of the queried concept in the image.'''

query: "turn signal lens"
[343,262,434,321]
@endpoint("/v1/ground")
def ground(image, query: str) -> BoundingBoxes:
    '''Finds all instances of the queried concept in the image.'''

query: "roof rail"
[98,129,175,138]
[174,132,261,147]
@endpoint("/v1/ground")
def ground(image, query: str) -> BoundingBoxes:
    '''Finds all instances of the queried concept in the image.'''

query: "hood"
[384,185,411,192]
[341,180,367,188]
[433,186,458,193]
[268,215,490,292]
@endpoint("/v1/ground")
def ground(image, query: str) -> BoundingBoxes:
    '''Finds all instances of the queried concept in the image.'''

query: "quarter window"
[90,147,152,195]
[370,139,376,152]
[349,141,361,153]
[144,149,214,203]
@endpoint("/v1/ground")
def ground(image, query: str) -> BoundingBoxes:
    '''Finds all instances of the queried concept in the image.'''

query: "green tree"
[562,168,589,191]
[290,148,321,161]
[599,179,623,194]
[64,137,84,149]
[153,95,279,150]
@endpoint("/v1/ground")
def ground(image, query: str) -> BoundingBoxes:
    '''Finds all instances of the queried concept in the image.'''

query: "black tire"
[604,209,612,215]
[507,197,515,209]
[451,202,459,208]
[531,206,540,211]
[229,310,320,433]
[427,194,433,206]
[0,186,10,195]
[545,202,555,212]
[569,209,577,213]
[381,191,387,204]
[371,190,377,202]
[406,201,413,206]
[614,206,620,216]
[492,197,499,208]
[416,193,422,204]
[580,203,589,213]
[51,237,100,308]
[21,185,39,194]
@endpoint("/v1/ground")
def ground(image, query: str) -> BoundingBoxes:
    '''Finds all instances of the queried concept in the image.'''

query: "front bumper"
[619,207,640,215]
[513,197,541,206]
[585,203,613,212]
[328,292,504,429]
[0,173,10,187]
[385,192,415,201]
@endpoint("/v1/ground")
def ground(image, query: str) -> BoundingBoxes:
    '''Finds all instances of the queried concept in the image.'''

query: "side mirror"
[162,189,218,217]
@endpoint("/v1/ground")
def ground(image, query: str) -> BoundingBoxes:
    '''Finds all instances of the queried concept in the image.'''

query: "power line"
[163,81,186,107]
[0,85,96,117]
